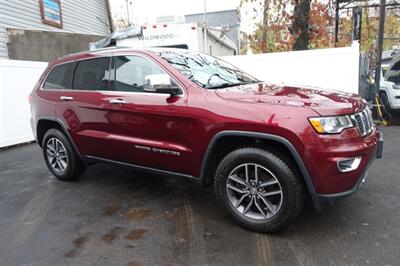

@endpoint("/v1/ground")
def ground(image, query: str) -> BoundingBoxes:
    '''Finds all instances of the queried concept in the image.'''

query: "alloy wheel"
[46,137,68,173]
[226,163,283,220]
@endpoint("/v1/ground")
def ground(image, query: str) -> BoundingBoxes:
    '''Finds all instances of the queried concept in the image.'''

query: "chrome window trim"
[39,53,186,98]
[38,88,176,97]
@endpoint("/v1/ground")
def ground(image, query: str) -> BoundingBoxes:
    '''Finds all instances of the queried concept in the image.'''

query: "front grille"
[351,108,374,137]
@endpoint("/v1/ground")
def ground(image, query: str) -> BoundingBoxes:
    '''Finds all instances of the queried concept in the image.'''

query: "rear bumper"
[317,132,383,203]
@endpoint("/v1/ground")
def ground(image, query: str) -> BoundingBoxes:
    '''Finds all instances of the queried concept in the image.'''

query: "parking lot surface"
[0,127,399,266]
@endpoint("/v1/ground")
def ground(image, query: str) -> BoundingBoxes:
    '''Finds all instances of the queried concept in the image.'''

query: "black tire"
[379,91,392,114]
[42,128,85,181]
[214,147,305,233]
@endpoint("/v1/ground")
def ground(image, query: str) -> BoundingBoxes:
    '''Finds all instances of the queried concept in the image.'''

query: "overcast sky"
[110,0,260,33]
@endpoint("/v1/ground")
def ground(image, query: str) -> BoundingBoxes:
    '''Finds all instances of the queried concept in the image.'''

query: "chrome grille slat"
[363,110,369,132]
[355,114,365,135]
[361,112,368,133]
[351,108,374,137]
[366,109,373,133]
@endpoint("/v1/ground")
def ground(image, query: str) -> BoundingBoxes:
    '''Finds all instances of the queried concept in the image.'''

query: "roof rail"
[90,46,132,52]
[61,46,131,58]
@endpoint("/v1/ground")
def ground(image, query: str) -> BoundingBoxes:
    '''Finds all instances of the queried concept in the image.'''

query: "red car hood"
[215,83,366,116]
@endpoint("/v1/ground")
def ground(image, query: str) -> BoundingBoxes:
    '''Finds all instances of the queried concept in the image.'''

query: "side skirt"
[83,155,201,184]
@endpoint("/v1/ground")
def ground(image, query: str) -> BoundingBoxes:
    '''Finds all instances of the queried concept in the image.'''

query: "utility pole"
[129,1,134,25]
[125,0,131,26]
[105,0,115,32]
[334,0,339,45]
[203,0,208,54]
[374,0,386,94]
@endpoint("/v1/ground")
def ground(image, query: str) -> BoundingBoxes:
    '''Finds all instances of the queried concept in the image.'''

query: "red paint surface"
[30,49,380,195]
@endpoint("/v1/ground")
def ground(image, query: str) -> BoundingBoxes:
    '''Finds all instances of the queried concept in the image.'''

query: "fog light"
[337,157,362,172]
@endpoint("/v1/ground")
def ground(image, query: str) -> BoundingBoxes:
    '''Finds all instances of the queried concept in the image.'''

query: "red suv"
[30,48,383,232]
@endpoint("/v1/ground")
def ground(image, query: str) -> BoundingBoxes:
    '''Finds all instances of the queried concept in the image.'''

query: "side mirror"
[143,74,181,96]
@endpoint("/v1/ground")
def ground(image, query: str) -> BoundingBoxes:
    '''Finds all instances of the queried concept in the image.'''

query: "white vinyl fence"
[222,43,360,94]
[0,45,359,148]
[0,60,47,148]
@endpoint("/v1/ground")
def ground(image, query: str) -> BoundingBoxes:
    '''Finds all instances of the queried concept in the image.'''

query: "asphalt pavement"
[0,127,399,266]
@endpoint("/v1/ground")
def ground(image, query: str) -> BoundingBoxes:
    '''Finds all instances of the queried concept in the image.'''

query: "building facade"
[185,9,240,51]
[0,0,110,61]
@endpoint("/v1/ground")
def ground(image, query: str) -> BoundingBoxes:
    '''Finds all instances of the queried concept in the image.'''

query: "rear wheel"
[214,147,305,233]
[42,128,85,181]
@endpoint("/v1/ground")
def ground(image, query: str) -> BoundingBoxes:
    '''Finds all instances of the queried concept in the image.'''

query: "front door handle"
[109,98,127,104]
[60,96,74,101]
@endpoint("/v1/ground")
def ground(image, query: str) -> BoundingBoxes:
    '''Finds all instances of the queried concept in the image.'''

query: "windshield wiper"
[205,80,260,89]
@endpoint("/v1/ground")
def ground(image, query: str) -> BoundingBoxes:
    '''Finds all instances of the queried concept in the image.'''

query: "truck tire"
[42,128,85,181]
[380,91,392,114]
[214,147,305,233]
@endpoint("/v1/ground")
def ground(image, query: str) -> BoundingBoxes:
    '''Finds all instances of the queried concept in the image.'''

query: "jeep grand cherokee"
[29,48,383,232]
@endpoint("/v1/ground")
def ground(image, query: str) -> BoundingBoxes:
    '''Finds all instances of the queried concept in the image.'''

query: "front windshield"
[158,50,259,89]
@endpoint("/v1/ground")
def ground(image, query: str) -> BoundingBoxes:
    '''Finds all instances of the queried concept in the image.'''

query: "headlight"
[309,115,353,134]
[393,84,400,90]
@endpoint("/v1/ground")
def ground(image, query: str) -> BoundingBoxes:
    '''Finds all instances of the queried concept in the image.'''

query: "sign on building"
[39,0,63,28]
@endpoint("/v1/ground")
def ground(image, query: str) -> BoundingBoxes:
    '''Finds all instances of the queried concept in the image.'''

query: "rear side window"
[73,57,111,91]
[43,62,76,90]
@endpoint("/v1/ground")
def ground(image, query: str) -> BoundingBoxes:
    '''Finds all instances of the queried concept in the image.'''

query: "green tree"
[337,7,400,53]
[240,0,400,53]
[308,1,334,49]
[241,0,333,53]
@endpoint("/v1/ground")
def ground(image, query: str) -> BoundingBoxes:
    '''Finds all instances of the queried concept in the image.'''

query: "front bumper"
[317,132,383,203]
[388,89,400,109]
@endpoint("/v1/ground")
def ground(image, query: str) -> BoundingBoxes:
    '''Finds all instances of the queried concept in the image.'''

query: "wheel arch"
[200,131,320,210]
[36,117,81,156]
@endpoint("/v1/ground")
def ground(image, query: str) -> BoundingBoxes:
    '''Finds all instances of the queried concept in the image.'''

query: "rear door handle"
[60,96,74,101]
[109,98,127,104]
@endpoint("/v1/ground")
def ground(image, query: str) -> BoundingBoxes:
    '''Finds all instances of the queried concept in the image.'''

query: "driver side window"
[114,55,165,92]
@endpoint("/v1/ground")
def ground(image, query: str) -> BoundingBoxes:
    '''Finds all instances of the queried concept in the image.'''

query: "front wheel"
[379,91,393,114]
[214,147,305,233]
[42,128,85,181]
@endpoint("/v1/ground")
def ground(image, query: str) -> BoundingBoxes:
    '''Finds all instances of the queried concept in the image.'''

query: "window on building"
[40,0,63,28]
[73,58,111,91]
[43,62,76,90]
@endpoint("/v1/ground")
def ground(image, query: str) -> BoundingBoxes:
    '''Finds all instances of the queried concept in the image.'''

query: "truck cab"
[380,56,400,112]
